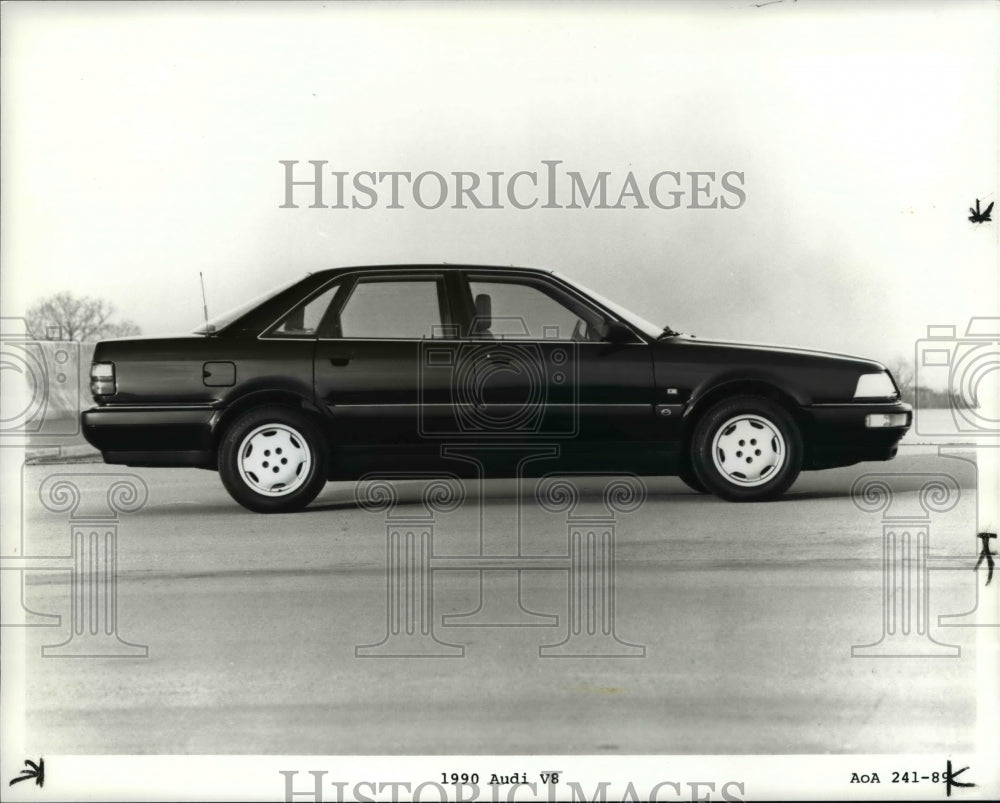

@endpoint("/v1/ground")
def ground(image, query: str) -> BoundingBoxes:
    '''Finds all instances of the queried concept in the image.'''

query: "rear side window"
[269,283,339,337]
[338,278,450,339]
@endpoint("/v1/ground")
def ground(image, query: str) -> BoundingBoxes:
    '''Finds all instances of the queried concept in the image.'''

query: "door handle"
[328,352,353,367]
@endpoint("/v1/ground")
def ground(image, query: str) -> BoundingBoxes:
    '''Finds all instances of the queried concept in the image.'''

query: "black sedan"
[82,265,911,512]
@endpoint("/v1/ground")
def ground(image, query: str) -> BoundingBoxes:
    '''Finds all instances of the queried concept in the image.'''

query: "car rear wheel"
[219,406,328,513]
[677,466,708,494]
[690,396,802,501]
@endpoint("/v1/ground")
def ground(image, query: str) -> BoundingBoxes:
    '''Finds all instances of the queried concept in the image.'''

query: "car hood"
[667,333,886,371]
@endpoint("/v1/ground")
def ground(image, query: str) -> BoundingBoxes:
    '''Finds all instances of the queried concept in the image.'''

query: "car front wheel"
[690,396,802,502]
[218,406,328,513]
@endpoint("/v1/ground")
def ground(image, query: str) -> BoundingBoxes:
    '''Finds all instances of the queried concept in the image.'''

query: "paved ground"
[14,449,985,755]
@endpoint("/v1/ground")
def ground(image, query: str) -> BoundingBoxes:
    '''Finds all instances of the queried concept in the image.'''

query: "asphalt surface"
[16,449,984,755]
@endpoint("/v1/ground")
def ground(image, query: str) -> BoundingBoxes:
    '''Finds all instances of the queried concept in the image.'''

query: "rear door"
[313,270,458,447]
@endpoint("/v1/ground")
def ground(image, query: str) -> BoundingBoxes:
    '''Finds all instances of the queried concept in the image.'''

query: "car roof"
[309,264,557,278]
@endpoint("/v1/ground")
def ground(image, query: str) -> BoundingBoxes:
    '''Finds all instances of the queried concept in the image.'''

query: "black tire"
[690,395,802,502]
[218,406,329,513]
[677,466,708,494]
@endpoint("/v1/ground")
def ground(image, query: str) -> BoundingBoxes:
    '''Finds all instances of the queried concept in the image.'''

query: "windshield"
[193,276,304,334]
[553,271,664,339]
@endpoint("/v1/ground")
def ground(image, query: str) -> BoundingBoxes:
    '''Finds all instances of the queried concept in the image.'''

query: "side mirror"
[604,320,634,344]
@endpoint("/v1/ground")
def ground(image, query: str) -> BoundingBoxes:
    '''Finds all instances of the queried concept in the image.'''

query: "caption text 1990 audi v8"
[82,265,911,512]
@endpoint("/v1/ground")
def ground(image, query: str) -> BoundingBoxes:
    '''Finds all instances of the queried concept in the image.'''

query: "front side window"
[466,277,607,341]
[338,278,449,339]
[552,271,662,339]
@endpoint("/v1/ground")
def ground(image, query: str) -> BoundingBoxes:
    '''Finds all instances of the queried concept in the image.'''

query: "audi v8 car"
[82,265,911,512]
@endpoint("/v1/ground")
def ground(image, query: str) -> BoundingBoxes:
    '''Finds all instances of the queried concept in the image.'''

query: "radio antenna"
[199,272,209,326]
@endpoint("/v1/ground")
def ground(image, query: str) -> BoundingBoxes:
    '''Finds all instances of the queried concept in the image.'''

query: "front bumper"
[801,400,912,469]
[81,405,217,468]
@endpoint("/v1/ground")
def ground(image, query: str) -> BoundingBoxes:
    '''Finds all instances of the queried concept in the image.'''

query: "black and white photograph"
[1,1,998,800]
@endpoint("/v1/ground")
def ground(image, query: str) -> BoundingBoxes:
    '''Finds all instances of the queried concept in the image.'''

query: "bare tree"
[886,356,915,403]
[25,292,141,342]
[885,354,974,408]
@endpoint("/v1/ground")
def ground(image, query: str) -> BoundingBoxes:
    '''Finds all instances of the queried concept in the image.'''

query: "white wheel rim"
[236,423,312,497]
[711,414,786,488]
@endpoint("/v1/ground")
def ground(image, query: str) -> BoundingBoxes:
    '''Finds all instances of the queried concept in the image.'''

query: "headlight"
[91,362,116,396]
[854,372,897,399]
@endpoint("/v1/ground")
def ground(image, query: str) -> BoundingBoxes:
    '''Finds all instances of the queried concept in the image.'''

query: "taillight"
[91,362,116,396]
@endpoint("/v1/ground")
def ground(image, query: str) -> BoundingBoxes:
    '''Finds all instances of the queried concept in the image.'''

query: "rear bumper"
[81,405,216,468]
[801,400,912,469]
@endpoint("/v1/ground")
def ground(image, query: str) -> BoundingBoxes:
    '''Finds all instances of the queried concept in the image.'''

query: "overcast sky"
[2,0,997,370]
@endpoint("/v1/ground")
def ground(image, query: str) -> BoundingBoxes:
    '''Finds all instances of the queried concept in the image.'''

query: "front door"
[447,271,657,460]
